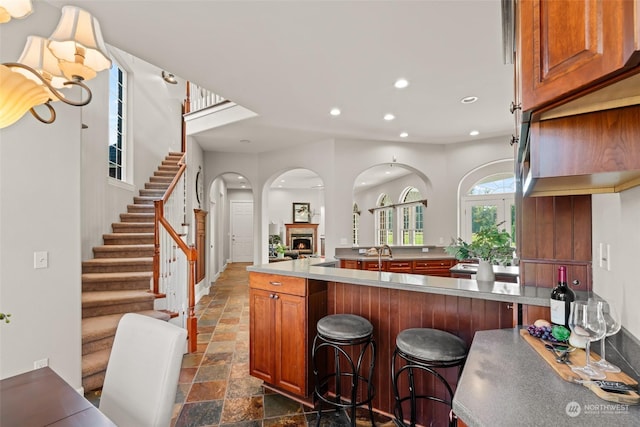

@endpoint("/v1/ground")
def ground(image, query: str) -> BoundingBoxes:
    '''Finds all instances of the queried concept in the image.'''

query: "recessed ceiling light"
[330,108,341,116]
[385,171,391,175]
[280,179,285,183]
[394,78,409,89]
[238,176,244,179]
[361,182,366,185]
[460,96,478,104]
[384,113,395,121]
[469,130,480,136]
[241,185,246,188]
[400,132,408,138]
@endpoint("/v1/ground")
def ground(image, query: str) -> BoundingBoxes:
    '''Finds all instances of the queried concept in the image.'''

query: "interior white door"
[231,201,253,262]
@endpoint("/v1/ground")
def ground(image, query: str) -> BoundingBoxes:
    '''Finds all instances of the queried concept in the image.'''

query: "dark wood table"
[0,367,116,426]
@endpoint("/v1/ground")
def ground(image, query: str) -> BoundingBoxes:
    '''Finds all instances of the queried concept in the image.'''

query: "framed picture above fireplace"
[292,202,310,223]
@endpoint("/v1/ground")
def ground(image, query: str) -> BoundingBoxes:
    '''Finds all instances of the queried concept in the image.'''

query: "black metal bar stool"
[391,328,467,427]
[312,314,376,427]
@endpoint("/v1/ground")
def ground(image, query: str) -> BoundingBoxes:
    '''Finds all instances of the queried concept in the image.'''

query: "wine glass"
[568,300,607,379]
[593,299,622,373]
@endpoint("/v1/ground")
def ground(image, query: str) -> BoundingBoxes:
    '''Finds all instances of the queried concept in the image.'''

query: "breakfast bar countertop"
[247,258,549,307]
[453,328,640,427]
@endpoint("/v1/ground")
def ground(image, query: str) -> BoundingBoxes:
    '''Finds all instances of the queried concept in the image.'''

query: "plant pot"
[277,252,284,259]
[476,259,495,281]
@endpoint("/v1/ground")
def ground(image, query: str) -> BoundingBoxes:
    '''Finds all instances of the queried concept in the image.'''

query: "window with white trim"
[462,173,515,243]
[375,194,393,245]
[108,59,127,181]
[352,203,360,246]
[400,187,424,245]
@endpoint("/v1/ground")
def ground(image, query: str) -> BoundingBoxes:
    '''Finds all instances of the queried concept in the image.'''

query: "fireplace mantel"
[285,223,319,254]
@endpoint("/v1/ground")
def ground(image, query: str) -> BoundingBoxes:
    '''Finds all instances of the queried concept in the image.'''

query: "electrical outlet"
[422,247,429,252]
[34,358,49,369]
[358,248,366,254]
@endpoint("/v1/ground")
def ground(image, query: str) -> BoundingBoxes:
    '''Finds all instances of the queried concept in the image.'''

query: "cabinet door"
[340,259,360,269]
[275,293,307,395]
[387,260,412,273]
[412,259,455,277]
[361,260,385,271]
[249,289,276,384]
[519,0,640,112]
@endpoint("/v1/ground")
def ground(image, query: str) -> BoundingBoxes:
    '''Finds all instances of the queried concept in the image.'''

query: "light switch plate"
[34,251,48,269]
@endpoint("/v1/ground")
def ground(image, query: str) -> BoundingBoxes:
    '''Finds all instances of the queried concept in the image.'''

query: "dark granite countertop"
[453,329,640,427]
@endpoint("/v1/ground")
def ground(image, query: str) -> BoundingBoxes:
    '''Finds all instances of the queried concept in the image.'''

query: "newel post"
[153,199,164,295]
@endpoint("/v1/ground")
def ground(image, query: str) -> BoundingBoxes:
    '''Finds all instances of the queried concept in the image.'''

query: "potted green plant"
[444,222,514,281]
[275,243,286,259]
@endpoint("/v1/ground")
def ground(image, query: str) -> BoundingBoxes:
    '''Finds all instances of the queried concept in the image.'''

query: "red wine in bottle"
[550,266,575,328]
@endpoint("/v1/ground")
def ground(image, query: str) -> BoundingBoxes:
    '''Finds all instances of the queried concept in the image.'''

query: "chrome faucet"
[377,244,393,271]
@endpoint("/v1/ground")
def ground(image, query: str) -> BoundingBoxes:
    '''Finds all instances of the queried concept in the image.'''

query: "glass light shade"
[0,0,33,23]
[47,5,111,81]
[0,64,50,129]
[16,36,67,89]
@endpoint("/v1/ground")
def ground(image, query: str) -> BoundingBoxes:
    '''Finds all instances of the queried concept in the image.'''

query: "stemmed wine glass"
[568,300,607,379]
[593,300,622,373]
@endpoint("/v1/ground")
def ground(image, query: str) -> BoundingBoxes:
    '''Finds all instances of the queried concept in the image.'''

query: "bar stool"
[391,328,467,427]
[312,314,376,427]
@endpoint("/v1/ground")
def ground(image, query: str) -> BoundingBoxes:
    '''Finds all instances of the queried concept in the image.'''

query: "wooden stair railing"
[153,154,198,352]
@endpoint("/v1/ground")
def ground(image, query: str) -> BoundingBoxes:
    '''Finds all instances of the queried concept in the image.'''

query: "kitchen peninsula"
[247,257,551,422]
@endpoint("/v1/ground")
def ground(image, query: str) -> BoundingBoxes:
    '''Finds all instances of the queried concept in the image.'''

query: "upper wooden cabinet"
[519,0,640,113]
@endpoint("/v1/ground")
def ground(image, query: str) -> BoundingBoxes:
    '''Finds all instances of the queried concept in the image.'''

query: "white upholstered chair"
[99,313,187,427]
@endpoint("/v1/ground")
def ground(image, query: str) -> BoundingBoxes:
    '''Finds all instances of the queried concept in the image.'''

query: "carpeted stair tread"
[82,290,155,307]
[93,244,154,258]
[82,348,111,378]
[111,222,155,233]
[82,310,171,343]
[82,271,153,282]
[82,257,153,273]
[127,204,155,213]
[120,213,155,222]
[103,233,154,245]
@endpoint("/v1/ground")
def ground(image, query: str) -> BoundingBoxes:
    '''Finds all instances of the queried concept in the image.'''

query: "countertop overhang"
[334,253,456,261]
[248,258,550,307]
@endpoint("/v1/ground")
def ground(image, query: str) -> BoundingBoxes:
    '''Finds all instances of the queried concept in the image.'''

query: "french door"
[462,195,515,243]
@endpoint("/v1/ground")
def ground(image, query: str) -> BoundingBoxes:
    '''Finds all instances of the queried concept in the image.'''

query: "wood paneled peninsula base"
[247,258,571,421]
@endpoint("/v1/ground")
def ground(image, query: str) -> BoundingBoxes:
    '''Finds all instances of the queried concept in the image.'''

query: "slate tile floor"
[88,262,394,426]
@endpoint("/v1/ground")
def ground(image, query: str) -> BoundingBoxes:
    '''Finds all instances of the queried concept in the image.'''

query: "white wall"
[203,135,513,263]
[81,46,184,260]
[0,3,83,386]
[592,189,640,339]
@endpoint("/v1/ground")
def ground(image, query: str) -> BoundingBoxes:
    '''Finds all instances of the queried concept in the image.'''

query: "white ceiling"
[47,0,515,188]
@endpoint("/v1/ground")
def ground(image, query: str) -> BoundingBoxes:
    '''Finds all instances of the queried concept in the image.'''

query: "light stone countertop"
[247,258,549,307]
[334,253,457,261]
[450,263,520,277]
[453,329,640,427]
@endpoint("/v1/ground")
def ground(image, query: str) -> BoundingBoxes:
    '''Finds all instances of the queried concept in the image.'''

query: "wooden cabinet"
[340,257,455,277]
[249,273,326,397]
[340,259,359,269]
[412,259,455,277]
[387,260,412,273]
[519,195,592,291]
[519,0,640,113]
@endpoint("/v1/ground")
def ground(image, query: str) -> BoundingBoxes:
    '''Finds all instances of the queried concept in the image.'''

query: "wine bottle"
[549,266,575,328]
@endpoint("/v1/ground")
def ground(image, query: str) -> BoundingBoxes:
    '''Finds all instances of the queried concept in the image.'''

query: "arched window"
[375,194,393,245]
[352,203,360,245]
[400,187,424,245]
[462,173,515,242]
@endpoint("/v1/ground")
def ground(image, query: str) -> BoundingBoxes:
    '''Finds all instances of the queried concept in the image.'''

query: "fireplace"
[285,223,319,254]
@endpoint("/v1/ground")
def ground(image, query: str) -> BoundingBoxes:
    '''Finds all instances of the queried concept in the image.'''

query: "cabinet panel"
[275,293,306,395]
[387,260,412,273]
[412,259,455,277]
[249,289,276,384]
[249,273,306,297]
[340,259,359,269]
[520,0,640,112]
[361,260,385,271]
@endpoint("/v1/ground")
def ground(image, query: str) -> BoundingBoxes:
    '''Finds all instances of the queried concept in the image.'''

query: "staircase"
[81,152,184,392]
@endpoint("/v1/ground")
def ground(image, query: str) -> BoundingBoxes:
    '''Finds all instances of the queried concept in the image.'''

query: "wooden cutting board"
[520,329,640,404]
